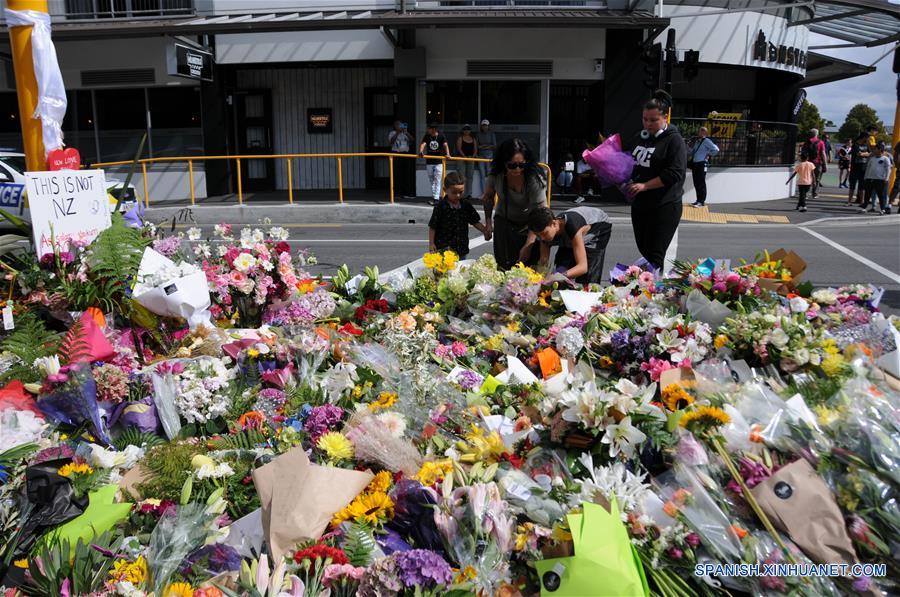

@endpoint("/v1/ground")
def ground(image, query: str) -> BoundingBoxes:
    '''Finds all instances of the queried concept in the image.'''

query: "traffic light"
[683,49,700,81]
[640,43,663,91]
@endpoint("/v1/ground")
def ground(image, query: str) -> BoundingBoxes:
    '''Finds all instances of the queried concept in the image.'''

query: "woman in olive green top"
[482,138,548,270]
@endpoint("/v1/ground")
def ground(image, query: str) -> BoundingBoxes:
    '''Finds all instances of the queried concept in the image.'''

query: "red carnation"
[274,241,291,255]
[293,543,348,566]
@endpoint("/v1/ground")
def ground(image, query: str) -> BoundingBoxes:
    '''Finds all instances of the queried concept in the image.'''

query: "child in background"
[860,142,893,215]
[786,151,815,212]
[428,170,489,257]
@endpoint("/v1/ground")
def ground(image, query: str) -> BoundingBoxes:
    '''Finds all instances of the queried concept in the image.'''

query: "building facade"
[0,0,888,202]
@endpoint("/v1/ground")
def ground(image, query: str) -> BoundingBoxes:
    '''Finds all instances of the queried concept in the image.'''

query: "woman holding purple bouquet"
[623,90,687,270]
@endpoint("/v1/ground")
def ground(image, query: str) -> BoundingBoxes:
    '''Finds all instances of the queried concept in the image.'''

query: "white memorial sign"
[25,169,111,254]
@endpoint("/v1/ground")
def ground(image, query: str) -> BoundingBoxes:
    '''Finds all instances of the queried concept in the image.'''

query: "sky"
[803,34,897,129]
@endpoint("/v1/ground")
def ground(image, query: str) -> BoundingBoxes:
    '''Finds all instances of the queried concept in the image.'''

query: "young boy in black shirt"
[428,170,489,257]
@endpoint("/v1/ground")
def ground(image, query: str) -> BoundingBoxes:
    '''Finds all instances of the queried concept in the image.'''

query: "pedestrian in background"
[477,119,497,190]
[837,139,851,188]
[428,170,488,258]
[455,124,478,199]
[859,142,892,215]
[823,133,833,163]
[419,122,450,206]
[482,137,548,270]
[388,120,415,198]
[786,150,814,213]
[805,128,826,198]
[846,134,869,206]
[624,90,687,271]
[689,126,719,207]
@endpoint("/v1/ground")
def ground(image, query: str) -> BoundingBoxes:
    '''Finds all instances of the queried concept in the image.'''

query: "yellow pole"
[188,159,195,205]
[236,158,243,205]
[7,0,49,172]
[389,155,394,204]
[287,158,293,204]
[141,162,149,207]
[337,157,343,204]
[890,92,900,205]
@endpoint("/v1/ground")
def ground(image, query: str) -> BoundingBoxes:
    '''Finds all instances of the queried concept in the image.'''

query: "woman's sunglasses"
[506,162,525,170]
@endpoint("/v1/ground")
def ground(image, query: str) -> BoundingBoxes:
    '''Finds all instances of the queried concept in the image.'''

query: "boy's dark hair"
[443,170,465,189]
[799,150,809,160]
[527,207,557,233]
[875,142,885,152]
[644,89,672,112]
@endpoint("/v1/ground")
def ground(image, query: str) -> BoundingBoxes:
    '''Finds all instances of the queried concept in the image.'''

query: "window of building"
[95,88,148,163]
[426,81,478,149]
[148,87,203,157]
[480,80,541,155]
[0,93,22,152]
[62,90,98,165]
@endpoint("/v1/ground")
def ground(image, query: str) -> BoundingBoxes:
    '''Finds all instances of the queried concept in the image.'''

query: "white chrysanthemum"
[195,462,235,480]
[186,227,202,241]
[232,252,257,273]
[268,226,289,241]
[377,411,407,438]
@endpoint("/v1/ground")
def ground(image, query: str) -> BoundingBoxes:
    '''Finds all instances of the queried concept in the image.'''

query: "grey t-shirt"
[486,173,547,225]
[554,207,611,252]
[477,131,497,156]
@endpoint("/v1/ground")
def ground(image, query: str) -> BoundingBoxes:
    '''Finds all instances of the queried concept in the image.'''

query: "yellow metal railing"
[92,152,553,208]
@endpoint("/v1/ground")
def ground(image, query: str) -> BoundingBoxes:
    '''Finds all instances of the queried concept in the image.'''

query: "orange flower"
[731,525,748,539]
[238,411,266,430]
[663,501,679,517]
[672,488,690,505]
[749,424,764,443]
[297,279,318,294]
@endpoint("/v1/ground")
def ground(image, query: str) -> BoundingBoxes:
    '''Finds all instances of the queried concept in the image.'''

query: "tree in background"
[837,103,887,142]
[797,99,825,137]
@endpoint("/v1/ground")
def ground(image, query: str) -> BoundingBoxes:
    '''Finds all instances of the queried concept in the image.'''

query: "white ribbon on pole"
[4,9,67,158]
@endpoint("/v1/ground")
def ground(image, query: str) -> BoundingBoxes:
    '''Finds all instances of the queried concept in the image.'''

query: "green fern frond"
[84,213,150,293]
[113,428,166,451]
[208,429,268,451]
[342,523,376,567]
[0,311,59,384]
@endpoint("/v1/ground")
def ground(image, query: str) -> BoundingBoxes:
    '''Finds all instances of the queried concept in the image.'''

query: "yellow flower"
[332,490,394,527]
[367,470,393,493]
[13,559,27,569]
[109,556,148,585]
[368,391,398,412]
[714,335,729,350]
[597,355,614,368]
[422,252,442,270]
[821,353,846,378]
[441,250,459,273]
[455,565,477,584]
[458,425,506,463]
[247,348,260,358]
[414,460,454,486]
[513,263,543,285]
[57,462,93,478]
[538,290,551,308]
[679,405,731,432]
[297,279,318,294]
[822,338,840,356]
[815,405,840,427]
[661,384,694,411]
[484,334,504,352]
[163,582,194,597]
[317,432,354,462]
[351,385,364,399]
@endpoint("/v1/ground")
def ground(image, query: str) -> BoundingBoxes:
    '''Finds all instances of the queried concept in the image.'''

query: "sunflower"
[57,462,93,478]
[367,470,393,493]
[317,432,354,462]
[163,582,194,597]
[679,405,731,432]
[353,491,395,525]
[368,391,397,412]
[714,335,729,350]
[661,384,694,411]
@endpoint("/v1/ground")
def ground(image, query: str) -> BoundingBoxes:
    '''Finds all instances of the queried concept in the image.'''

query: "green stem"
[711,436,796,564]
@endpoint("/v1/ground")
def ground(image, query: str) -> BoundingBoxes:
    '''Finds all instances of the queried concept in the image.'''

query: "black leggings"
[631,201,682,271]
[690,162,707,204]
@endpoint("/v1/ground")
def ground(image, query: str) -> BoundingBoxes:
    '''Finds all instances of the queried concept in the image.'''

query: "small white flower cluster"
[195,461,235,480]
[139,260,200,289]
[173,357,237,423]
[575,456,653,518]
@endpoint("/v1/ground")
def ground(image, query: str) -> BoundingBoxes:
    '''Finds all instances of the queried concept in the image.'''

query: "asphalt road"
[182,216,900,314]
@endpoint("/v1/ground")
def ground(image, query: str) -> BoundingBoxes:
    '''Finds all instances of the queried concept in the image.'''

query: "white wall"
[663,7,808,76]
[216,30,394,64]
[683,166,792,203]
[420,28,606,80]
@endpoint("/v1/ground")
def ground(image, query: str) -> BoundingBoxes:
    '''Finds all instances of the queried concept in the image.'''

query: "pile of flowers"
[0,219,897,597]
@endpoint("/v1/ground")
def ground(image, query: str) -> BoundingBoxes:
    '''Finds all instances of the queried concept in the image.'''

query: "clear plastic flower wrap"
[147,490,226,594]
[652,463,744,564]
[495,466,565,527]
[148,364,183,440]
[739,527,842,597]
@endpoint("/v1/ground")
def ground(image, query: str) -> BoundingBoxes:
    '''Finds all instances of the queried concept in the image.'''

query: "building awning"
[12,8,669,40]
[803,50,876,86]
[793,0,900,48]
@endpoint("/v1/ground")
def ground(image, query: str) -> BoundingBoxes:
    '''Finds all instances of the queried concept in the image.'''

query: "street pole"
[664,29,676,95]
[7,0,49,172]
[890,75,900,200]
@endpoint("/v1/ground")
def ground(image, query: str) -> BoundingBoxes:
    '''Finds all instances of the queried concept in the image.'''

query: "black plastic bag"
[0,458,89,587]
